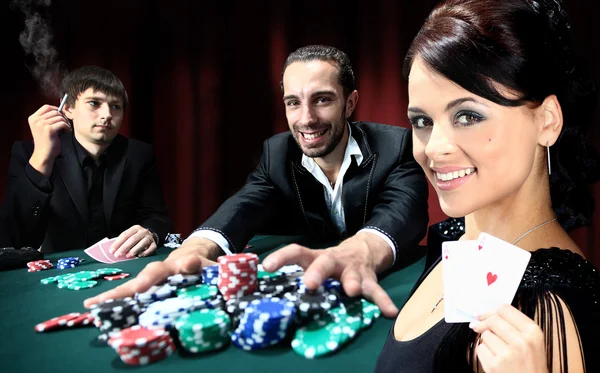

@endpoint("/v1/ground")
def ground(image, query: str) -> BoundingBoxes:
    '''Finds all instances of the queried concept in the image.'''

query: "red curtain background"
[1,0,598,267]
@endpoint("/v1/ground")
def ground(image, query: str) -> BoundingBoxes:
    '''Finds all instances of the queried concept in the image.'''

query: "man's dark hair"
[280,45,355,97]
[60,66,129,109]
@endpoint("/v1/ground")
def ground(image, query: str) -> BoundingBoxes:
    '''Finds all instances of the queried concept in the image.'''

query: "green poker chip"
[40,276,60,284]
[360,299,381,328]
[291,316,343,358]
[95,268,123,276]
[257,269,283,280]
[175,309,231,353]
[176,284,218,301]
[67,280,98,290]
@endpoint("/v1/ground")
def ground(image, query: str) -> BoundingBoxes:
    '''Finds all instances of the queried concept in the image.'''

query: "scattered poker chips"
[66,312,96,327]
[39,269,125,290]
[35,312,81,332]
[217,253,259,301]
[27,260,53,272]
[35,257,382,365]
[57,257,82,269]
[108,325,176,365]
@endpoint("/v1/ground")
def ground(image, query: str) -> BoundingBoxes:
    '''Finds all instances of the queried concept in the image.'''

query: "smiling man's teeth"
[436,168,476,181]
[302,129,326,140]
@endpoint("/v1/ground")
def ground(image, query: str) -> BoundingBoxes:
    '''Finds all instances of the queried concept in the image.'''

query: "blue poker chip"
[229,297,295,351]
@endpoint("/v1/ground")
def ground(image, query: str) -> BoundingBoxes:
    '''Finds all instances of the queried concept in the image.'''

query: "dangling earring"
[546,144,551,176]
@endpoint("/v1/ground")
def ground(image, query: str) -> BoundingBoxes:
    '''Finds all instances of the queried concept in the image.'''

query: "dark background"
[1,0,599,266]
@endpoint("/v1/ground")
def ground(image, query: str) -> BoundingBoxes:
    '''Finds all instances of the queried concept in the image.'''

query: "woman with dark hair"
[375,0,600,372]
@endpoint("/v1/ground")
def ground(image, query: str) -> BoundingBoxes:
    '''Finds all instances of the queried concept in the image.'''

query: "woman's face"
[408,58,542,218]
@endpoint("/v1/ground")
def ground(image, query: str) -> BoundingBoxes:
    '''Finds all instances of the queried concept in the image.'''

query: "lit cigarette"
[57,94,68,112]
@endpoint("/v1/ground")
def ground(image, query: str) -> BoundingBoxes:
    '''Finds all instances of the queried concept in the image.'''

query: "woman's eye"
[409,116,432,129]
[455,112,483,126]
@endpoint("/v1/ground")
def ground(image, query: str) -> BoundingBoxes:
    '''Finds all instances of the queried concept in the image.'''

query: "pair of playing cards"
[442,232,532,323]
[84,237,136,264]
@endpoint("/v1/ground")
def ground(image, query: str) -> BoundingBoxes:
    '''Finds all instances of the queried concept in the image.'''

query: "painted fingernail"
[468,320,480,329]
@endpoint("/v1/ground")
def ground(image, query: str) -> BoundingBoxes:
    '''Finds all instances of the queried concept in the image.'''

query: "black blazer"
[0,133,171,253]
[196,121,429,259]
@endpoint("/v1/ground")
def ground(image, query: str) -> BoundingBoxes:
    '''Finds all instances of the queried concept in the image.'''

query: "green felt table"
[0,236,425,373]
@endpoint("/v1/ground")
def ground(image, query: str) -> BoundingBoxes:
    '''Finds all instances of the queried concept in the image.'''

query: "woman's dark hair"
[405,0,599,231]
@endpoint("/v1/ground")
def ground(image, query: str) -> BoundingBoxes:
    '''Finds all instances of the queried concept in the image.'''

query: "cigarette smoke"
[10,0,65,98]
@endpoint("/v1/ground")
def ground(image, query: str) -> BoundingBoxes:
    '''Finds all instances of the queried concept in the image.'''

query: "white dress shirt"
[188,124,397,263]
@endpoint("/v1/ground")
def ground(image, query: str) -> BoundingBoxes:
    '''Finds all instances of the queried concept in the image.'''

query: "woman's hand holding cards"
[470,304,548,373]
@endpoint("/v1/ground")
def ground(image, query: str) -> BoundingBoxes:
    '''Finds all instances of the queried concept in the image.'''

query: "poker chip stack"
[175,308,231,353]
[27,260,53,272]
[202,265,219,286]
[259,276,298,298]
[90,297,142,340]
[291,309,360,359]
[57,257,82,269]
[230,297,296,350]
[108,325,176,366]
[217,253,259,301]
[138,297,196,329]
[225,293,264,328]
[295,291,340,322]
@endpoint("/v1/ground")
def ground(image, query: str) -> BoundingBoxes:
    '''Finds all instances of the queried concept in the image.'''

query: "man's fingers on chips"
[302,253,337,290]
[262,244,318,271]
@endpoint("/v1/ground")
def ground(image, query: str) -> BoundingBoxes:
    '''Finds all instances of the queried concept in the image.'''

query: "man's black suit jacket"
[196,121,429,259]
[1,133,171,253]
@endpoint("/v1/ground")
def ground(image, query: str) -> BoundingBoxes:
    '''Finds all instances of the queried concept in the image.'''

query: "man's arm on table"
[84,139,285,307]
[262,130,429,318]
[110,150,173,258]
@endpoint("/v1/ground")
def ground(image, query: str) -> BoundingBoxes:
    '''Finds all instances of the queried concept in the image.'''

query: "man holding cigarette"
[1,66,171,257]
[85,45,428,316]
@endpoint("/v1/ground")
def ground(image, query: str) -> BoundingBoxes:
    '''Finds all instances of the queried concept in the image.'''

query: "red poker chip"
[108,325,168,349]
[104,273,130,281]
[117,336,173,355]
[217,253,259,265]
[35,312,81,332]
[120,348,173,366]
[65,312,94,327]
[27,260,51,266]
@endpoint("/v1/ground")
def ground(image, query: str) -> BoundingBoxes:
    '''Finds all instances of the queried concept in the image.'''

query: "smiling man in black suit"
[85,45,429,317]
[1,66,171,257]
